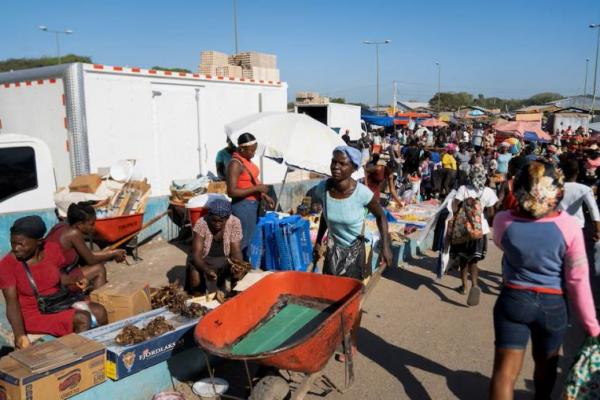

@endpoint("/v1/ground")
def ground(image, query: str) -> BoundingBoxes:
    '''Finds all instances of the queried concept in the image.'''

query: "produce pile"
[115,317,174,346]
[150,283,208,318]
[229,258,253,278]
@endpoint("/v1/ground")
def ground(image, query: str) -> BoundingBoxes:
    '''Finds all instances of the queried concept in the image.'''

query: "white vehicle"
[0,63,288,194]
[0,63,288,252]
[295,103,364,140]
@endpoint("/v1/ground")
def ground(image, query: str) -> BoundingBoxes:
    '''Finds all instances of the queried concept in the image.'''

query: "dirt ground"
[110,236,587,400]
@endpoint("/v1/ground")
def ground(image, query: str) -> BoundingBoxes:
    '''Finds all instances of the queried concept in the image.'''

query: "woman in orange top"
[226,133,274,257]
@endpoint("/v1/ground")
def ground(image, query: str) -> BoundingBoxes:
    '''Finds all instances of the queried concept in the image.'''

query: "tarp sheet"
[361,115,396,127]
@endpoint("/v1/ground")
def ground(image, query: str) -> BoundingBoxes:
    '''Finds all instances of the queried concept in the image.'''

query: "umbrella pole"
[274,168,290,212]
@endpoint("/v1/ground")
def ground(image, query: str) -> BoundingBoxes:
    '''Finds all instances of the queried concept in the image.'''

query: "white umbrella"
[225,112,347,176]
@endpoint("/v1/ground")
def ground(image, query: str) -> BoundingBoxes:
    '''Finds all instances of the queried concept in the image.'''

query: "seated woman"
[45,202,126,290]
[188,199,244,295]
[0,216,107,349]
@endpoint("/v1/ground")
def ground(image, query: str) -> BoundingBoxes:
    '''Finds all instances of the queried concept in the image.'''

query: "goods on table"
[150,283,209,318]
[115,316,174,346]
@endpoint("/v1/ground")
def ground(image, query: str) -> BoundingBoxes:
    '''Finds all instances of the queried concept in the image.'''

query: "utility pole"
[393,80,397,115]
[590,24,600,117]
[39,26,73,65]
[233,0,239,54]
[363,40,391,114]
[435,62,441,113]
[585,58,590,96]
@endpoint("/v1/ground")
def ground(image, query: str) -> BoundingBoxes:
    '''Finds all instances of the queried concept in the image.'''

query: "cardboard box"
[69,174,102,194]
[207,181,227,194]
[79,308,200,380]
[90,281,152,323]
[0,334,106,400]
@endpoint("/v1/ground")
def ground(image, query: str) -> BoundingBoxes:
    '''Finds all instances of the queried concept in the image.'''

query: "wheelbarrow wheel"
[249,375,290,400]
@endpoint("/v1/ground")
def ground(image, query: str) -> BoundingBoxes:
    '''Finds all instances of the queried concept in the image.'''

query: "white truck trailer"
[295,103,364,140]
[0,63,288,252]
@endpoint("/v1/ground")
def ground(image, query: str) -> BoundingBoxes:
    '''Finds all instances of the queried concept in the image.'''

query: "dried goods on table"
[114,317,174,346]
[150,283,208,318]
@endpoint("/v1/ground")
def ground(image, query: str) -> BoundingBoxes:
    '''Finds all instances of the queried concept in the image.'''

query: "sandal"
[456,285,467,295]
[467,286,481,306]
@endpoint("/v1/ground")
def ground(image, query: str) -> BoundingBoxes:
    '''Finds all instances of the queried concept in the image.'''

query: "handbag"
[322,180,369,279]
[20,261,84,314]
[564,336,600,399]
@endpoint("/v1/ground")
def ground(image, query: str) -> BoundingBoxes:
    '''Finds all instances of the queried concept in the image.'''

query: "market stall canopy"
[361,114,396,127]
[494,120,551,142]
[225,112,347,176]
[420,118,448,128]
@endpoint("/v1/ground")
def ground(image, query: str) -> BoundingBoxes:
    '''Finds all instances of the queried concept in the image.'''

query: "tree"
[0,55,93,72]
[151,66,192,73]
[429,92,474,111]
[329,97,346,104]
[525,92,563,105]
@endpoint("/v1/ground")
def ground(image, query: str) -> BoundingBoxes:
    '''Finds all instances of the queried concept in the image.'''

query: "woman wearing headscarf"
[226,133,274,257]
[314,146,392,279]
[490,161,600,400]
[189,199,244,294]
[451,164,498,306]
[0,216,107,348]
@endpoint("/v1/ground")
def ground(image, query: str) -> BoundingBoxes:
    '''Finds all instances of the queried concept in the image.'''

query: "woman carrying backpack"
[450,164,498,306]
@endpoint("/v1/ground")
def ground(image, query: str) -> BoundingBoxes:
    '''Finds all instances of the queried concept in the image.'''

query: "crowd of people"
[2,119,600,398]
[347,122,600,398]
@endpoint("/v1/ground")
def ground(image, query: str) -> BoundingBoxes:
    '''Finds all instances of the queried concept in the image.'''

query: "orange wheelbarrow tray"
[195,271,363,374]
[94,213,144,243]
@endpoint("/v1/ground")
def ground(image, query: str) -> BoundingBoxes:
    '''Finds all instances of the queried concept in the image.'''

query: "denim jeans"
[231,199,258,258]
[493,288,568,354]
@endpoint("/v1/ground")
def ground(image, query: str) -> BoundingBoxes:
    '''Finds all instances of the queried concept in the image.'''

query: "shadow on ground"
[358,327,530,399]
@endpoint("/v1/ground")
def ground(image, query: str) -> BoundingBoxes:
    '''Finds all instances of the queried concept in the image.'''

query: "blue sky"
[2,0,600,104]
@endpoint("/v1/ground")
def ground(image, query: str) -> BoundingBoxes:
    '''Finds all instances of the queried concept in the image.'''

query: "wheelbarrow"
[94,212,167,261]
[195,271,363,400]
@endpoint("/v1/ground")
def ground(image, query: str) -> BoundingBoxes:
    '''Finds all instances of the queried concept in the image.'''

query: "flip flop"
[456,285,467,295]
[467,286,481,306]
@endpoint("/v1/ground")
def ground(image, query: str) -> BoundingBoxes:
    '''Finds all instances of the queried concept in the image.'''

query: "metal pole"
[585,58,590,96]
[233,0,239,54]
[393,80,397,115]
[591,26,600,117]
[55,32,61,65]
[437,63,441,113]
[376,43,380,113]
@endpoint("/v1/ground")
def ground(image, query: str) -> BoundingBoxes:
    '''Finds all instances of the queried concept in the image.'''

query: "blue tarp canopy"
[523,131,548,143]
[361,115,395,127]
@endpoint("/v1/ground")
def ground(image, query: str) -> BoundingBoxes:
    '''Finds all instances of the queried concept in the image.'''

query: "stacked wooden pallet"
[216,65,243,79]
[198,50,229,76]
[295,92,329,104]
[235,52,277,69]
[198,50,280,81]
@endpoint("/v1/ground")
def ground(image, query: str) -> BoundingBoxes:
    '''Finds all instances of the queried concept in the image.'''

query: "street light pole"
[363,40,391,114]
[435,62,441,113]
[585,58,590,96]
[233,0,239,54]
[39,26,73,65]
[590,24,600,117]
